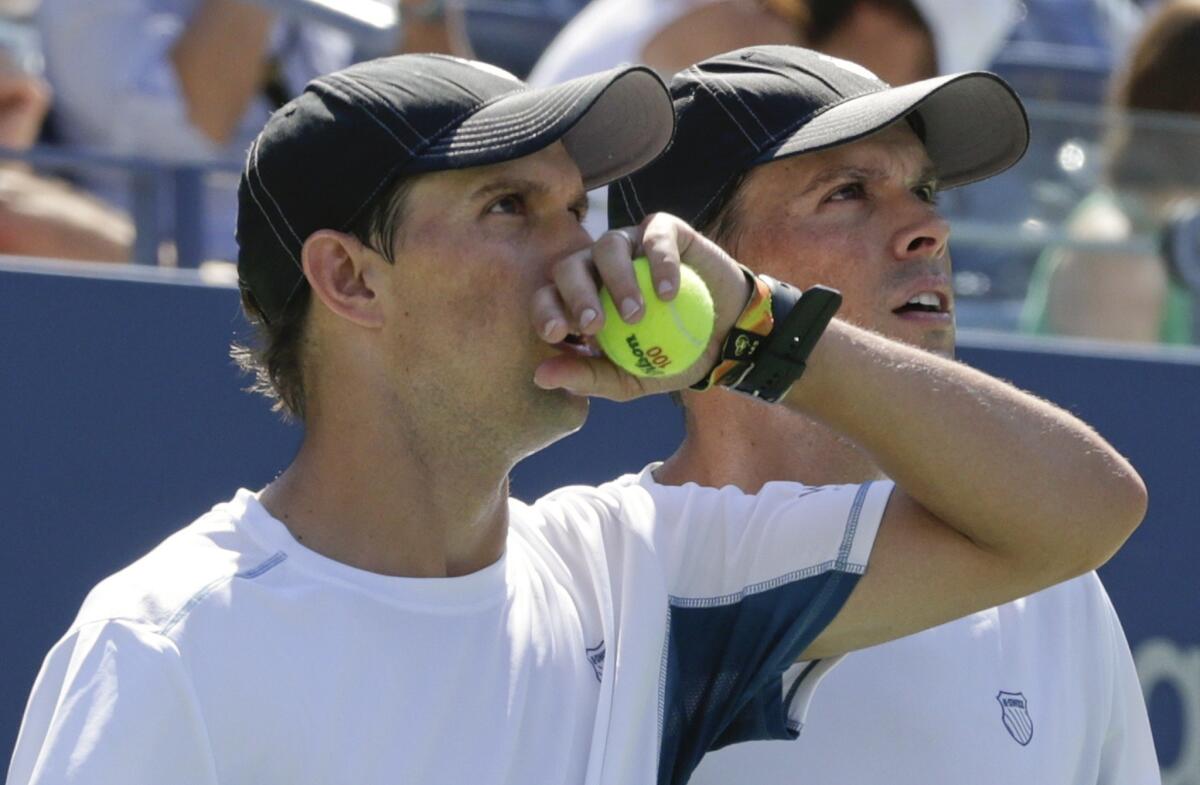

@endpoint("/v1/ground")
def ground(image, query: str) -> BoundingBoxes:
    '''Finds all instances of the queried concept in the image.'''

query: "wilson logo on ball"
[626,335,672,375]
[595,257,714,379]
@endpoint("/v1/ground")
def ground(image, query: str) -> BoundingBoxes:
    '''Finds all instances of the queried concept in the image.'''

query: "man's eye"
[827,182,866,202]
[487,194,525,215]
[914,184,939,204]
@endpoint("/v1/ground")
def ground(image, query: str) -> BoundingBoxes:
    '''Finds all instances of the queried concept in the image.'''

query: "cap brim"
[418,66,675,189]
[765,72,1029,189]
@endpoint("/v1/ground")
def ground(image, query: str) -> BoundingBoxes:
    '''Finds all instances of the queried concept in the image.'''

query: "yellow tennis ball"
[596,257,714,377]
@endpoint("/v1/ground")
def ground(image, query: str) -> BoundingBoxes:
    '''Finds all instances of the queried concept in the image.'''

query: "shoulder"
[529,467,884,528]
[1001,572,1122,638]
[1068,190,1135,242]
[72,490,284,640]
[1023,571,1114,611]
[624,469,892,538]
[511,478,643,566]
[528,467,891,580]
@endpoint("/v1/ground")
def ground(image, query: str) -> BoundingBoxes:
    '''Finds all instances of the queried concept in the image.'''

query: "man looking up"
[9,52,1145,785]
[610,45,1159,784]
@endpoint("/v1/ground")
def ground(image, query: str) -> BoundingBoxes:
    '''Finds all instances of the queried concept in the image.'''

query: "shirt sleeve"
[6,620,218,785]
[630,475,892,783]
[1096,585,1162,785]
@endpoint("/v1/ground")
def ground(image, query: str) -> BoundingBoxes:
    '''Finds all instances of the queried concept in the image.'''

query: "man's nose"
[892,197,950,263]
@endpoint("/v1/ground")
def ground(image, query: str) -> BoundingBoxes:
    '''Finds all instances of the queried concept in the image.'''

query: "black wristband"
[730,282,842,402]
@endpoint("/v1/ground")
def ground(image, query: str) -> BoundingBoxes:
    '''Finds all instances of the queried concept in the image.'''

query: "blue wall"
[2,263,1197,781]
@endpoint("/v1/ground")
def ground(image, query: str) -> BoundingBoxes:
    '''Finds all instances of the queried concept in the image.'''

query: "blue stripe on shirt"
[655,482,877,785]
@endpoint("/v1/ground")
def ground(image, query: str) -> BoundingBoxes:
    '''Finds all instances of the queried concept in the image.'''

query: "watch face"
[1166,202,1200,295]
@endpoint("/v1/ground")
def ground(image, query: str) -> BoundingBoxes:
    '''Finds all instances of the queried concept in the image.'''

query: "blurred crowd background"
[0,0,1197,345]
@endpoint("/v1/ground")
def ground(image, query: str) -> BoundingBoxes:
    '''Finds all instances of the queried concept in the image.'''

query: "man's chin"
[877,317,955,357]
[926,328,956,358]
[933,345,956,359]
[924,329,956,358]
[516,392,590,463]
[537,385,590,435]
[920,342,956,359]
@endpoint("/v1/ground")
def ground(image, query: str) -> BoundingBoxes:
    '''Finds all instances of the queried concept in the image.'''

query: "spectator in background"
[532,0,1017,112]
[0,34,133,262]
[33,0,460,264]
[919,0,1149,332]
[804,0,935,84]
[1021,0,1200,344]
[529,0,805,85]
[807,0,1017,84]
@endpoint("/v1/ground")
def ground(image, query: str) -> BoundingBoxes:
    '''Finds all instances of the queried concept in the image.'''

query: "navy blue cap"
[238,53,674,324]
[610,45,1029,229]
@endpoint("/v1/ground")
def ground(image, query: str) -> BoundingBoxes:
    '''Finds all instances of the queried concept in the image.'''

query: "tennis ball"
[596,257,714,377]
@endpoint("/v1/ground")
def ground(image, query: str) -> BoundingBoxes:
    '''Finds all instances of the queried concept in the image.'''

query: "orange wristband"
[690,265,774,391]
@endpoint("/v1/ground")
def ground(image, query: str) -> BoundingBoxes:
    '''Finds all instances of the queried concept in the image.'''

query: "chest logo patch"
[586,641,606,682]
[996,691,1034,746]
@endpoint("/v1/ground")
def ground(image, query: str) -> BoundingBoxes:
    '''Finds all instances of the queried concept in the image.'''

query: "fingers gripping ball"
[596,257,714,377]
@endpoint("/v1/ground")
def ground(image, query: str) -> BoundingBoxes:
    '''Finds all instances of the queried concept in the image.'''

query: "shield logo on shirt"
[996,691,1033,746]
[586,641,605,682]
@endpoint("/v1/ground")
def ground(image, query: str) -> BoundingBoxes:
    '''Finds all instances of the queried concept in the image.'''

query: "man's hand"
[531,212,749,399]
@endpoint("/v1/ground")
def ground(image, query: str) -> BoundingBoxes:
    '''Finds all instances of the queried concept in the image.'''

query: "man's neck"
[655,393,884,493]
[258,403,512,579]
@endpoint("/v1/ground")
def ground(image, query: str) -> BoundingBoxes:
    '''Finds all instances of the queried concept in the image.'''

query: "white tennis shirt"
[690,571,1160,784]
[7,470,891,785]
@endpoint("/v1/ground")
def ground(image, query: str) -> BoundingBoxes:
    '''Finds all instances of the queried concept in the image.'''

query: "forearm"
[784,319,1146,571]
[0,170,133,262]
[170,0,275,145]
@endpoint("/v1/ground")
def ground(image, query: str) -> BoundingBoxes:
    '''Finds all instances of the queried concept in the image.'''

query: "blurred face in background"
[810,0,937,85]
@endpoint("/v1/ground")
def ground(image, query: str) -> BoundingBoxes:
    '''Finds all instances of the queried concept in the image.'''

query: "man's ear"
[301,230,385,329]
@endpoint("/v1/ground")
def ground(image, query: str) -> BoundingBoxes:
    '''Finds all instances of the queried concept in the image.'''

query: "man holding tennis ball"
[8,52,1145,785]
